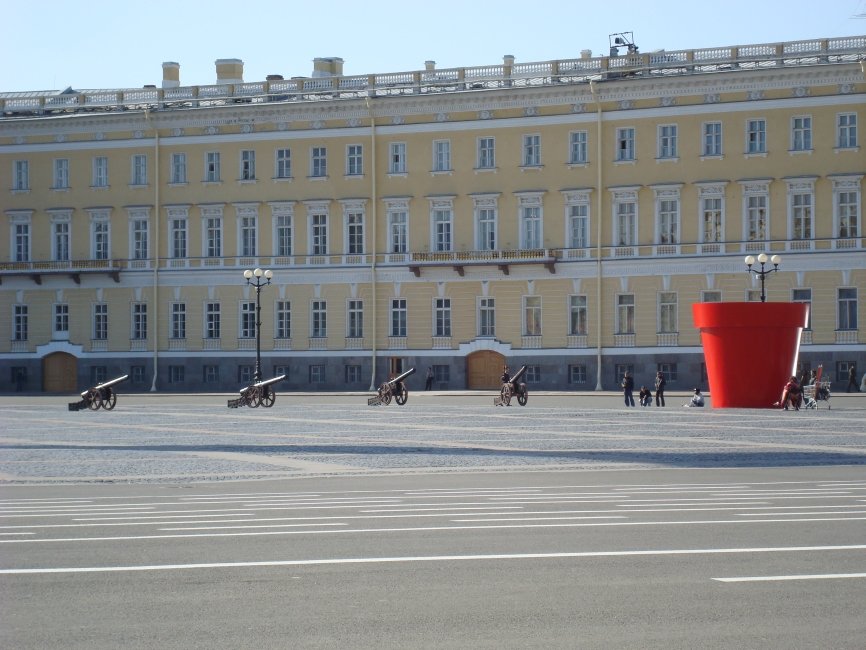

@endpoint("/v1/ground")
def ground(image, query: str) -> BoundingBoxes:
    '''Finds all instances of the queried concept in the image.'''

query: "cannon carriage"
[68,375,129,411]
[495,365,528,406]
[368,367,416,406]
[227,374,286,408]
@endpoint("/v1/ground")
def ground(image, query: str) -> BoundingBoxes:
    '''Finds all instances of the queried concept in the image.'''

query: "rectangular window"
[240,302,256,338]
[170,153,187,184]
[702,122,722,156]
[616,294,635,334]
[433,140,451,171]
[13,305,28,341]
[276,301,291,339]
[838,191,859,238]
[747,119,766,153]
[746,289,762,302]
[346,144,363,176]
[93,303,108,340]
[433,365,450,383]
[240,216,256,257]
[569,295,587,335]
[389,211,407,254]
[203,365,219,384]
[569,131,588,164]
[53,221,70,262]
[171,303,186,339]
[276,214,293,256]
[658,292,678,333]
[479,298,495,337]
[568,204,588,250]
[616,128,635,161]
[309,365,326,384]
[658,199,678,245]
[205,152,221,182]
[391,299,407,337]
[205,217,222,257]
[434,298,451,337]
[389,142,407,174]
[521,206,541,249]
[171,218,187,258]
[523,296,541,336]
[837,113,858,148]
[658,124,678,158]
[838,288,858,330]
[131,154,147,185]
[702,197,722,242]
[701,291,722,303]
[792,288,812,330]
[311,213,328,255]
[311,300,327,338]
[13,160,29,190]
[569,364,587,384]
[91,366,108,386]
[477,137,495,169]
[238,366,254,385]
[92,220,109,260]
[658,363,678,383]
[791,116,812,151]
[345,365,362,384]
[132,218,148,260]
[14,221,30,262]
[311,147,327,177]
[523,134,541,166]
[132,303,147,340]
[205,303,221,339]
[747,198,767,241]
[240,150,256,180]
[92,156,108,187]
[169,365,185,384]
[433,209,452,252]
[130,366,146,385]
[346,212,364,255]
[276,148,292,178]
[616,201,636,246]
[347,300,363,338]
[792,191,813,241]
[477,208,496,251]
[525,366,541,383]
[53,159,69,189]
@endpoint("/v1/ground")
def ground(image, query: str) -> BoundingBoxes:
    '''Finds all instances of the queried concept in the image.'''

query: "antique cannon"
[368,367,416,406]
[68,374,129,411]
[495,365,528,406]
[228,374,286,408]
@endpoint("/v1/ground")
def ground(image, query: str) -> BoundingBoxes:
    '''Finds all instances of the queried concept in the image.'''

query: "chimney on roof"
[215,58,244,84]
[425,60,436,71]
[162,62,180,89]
[581,49,592,59]
[312,57,344,78]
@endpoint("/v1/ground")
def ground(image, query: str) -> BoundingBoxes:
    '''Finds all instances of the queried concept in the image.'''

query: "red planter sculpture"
[692,302,810,408]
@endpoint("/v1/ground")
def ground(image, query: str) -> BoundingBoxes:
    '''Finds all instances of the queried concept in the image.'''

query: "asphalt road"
[1,393,865,649]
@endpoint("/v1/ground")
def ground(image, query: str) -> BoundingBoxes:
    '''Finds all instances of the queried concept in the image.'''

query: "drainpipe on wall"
[590,81,604,391]
[365,95,378,390]
[145,109,160,391]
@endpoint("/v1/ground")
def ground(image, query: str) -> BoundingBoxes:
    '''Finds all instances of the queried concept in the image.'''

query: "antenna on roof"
[609,32,638,57]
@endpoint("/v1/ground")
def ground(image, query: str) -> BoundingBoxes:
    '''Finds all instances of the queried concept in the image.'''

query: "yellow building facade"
[1,40,864,394]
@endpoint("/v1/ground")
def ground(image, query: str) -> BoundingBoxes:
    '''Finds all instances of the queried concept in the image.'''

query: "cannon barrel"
[80,374,128,398]
[240,374,286,394]
[509,365,528,384]
[385,367,416,386]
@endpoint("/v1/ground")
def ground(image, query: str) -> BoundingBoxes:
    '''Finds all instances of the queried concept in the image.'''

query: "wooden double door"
[42,352,77,393]
[467,350,506,390]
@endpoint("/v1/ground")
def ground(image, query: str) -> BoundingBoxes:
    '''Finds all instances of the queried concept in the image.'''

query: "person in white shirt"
[685,387,705,407]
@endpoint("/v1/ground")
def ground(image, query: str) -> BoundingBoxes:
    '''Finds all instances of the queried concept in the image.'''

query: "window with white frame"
[388,209,407,254]
[240,214,257,257]
[275,211,293,256]
[132,303,147,340]
[90,214,110,260]
[792,288,812,330]
[658,124,678,158]
[746,119,766,153]
[240,302,256,338]
[345,209,364,255]
[433,140,451,172]
[564,191,590,248]
[569,295,587,335]
[131,214,149,260]
[838,288,857,330]
[702,122,722,156]
[131,154,147,185]
[240,150,256,180]
[275,301,291,339]
[54,303,69,336]
[616,128,635,161]
[701,195,723,243]
[204,214,222,258]
[569,131,588,164]
[741,183,769,241]
[346,144,363,176]
[523,296,541,336]
[345,365,362,384]
[834,179,860,238]
[791,187,813,241]
[203,365,219,384]
[701,291,722,302]
[791,116,812,151]
[311,212,328,255]
[520,203,542,249]
[205,152,221,182]
[478,298,495,337]
[613,193,637,246]
[569,364,587,384]
[432,206,453,252]
[53,158,69,189]
[616,294,635,334]
[14,304,28,341]
[170,303,186,339]
[658,292,678,333]
[170,153,187,184]
[205,303,220,339]
[523,134,541,166]
[311,146,327,177]
[657,193,679,245]
[746,289,762,302]
[169,365,185,384]
[434,298,451,337]
[311,300,327,338]
[837,113,857,149]
[476,207,496,251]
[92,156,108,187]
[389,142,407,174]
[275,148,292,179]
[309,365,325,384]
[51,214,70,262]
[391,298,407,337]
[477,137,495,169]
[13,160,29,190]
[347,300,363,338]
[11,215,31,262]
[170,213,188,258]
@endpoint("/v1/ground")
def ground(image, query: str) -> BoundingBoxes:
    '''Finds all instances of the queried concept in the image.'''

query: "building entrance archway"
[42,352,77,393]
[466,350,506,390]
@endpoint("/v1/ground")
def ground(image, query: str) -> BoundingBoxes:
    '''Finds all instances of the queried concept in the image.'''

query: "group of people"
[621,371,697,407]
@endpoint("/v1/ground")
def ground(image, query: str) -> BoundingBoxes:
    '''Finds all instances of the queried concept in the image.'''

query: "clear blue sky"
[3,0,865,92]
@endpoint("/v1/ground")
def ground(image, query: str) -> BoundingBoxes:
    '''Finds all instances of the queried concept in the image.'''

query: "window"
[520,204,542,249]
[238,366,255,384]
[433,208,452,252]
[702,122,722,156]
[203,365,219,384]
[657,363,678,382]
[389,142,406,174]
[658,292,678,333]
[14,305,28,341]
[346,144,363,176]
[746,289,762,302]
[658,198,679,245]
[616,128,635,161]
[702,197,723,242]
[205,216,222,257]
[311,300,327,338]
[13,219,30,262]
[53,219,70,262]
[701,291,722,302]
[568,202,588,248]
[616,294,635,334]
[170,217,187,258]
[433,365,450,383]
[838,288,857,330]
[131,217,148,260]
[92,156,108,187]
[169,365,185,384]
[345,365,362,383]
[746,198,768,242]
[433,140,451,172]
[309,365,326,384]
[837,361,857,383]
[171,303,186,339]
[746,119,766,154]
[275,148,292,179]
[131,154,147,185]
[478,137,495,169]
[615,364,634,386]
[389,210,407,254]
[477,207,496,251]
[434,298,451,337]
[791,189,813,241]
[658,124,678,158]
[91,366,108,386]
[276,214,293,256]
[525,366,541,383]
[240,215,257,257]
[275,301,291,339]
[205,303,220,339]
[311,146,327,177]
[170,153,187,184]
[130,366,146,385]
[92,218,109,260]
[347,300,363,338]
[524,296,541,336]
[569,131,588,164]
[569,295,587,335]
[791,116,812,151]
[478,298,495,337]
[53,158,69,189]
[240,302,256,338]
[205,152,221,182]
[615,201,636,246]
[837,113,857,148]
[132,303,147,340]
[93,304,108,340]
[837,190,859,238]
[240,150,256,180]
[13,160,29,190]
[311,213,328,255]
[523,134,541,166]
[346,211,364,255]
[391,299,407,337]
[792,288,812,330]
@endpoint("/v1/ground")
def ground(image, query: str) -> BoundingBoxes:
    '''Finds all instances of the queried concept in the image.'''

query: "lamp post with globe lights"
[745,253,781,302]
[243,268,272,381]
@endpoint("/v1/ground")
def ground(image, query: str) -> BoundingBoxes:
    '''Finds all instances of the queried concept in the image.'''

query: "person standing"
[425,367,434,391]
[847,364,859,392]
[654,371,667,407]
[622,371,635,407]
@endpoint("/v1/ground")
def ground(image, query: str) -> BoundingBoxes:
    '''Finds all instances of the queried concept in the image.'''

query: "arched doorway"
[467,350,506,389]
[43,352,77,393]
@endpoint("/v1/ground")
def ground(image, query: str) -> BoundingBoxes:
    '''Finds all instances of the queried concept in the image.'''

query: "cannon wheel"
[87,389,102,410]
[378,384,393,406]
[394,382,408,405]
[102,388,117,410]
[245,387,261,408]
[260,386,275,408]
[517,387,528,406]
[500,384,512,406]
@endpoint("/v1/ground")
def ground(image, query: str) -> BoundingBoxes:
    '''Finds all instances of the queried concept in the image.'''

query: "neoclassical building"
[1,37,864,394]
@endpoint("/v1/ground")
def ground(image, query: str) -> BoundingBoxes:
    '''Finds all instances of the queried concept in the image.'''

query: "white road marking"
[2,544,864,575]
[714,573,866,583]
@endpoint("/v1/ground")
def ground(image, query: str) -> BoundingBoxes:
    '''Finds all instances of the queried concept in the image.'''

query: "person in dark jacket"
[848,364,859,392]
[622,372,635,407]
[638,385,652,406]
[654,371,666,407]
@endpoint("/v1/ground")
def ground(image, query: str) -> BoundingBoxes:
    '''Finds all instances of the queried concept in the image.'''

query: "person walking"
[654,371,667,407]
[847,364,859,392]
[622,371,635,407]
[425,367,434,391]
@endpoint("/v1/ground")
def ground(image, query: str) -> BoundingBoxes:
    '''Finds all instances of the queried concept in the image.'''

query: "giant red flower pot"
[692,302,810,408]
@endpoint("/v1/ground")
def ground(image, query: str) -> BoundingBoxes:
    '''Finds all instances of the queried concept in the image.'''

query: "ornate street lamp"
[243,268,273,381]
[744,253,781,302]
